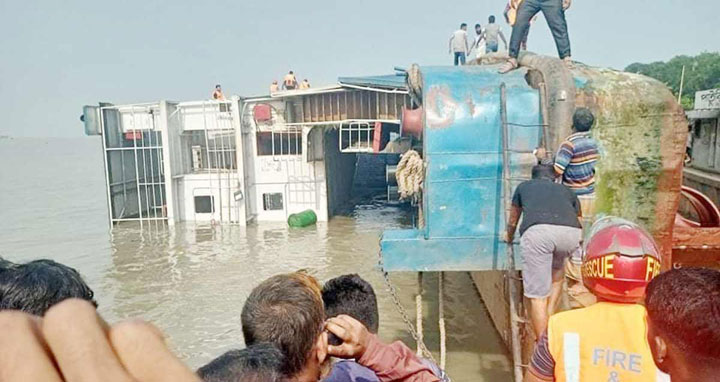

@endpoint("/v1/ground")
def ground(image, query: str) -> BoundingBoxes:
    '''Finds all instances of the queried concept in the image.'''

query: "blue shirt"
[324,360,379,382]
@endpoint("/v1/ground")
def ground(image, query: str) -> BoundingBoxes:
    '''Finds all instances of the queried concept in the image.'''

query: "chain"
[376,247,437,363]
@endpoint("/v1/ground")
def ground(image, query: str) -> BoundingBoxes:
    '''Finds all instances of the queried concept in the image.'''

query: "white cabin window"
[262,193,284,211]
[257,130,302,156]
[194,196,214,213]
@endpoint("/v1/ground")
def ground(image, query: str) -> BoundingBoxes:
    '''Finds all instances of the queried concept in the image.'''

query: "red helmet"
[582,217,662,303]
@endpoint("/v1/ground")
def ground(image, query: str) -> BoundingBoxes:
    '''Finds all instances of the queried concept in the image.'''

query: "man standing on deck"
[504,164,583,338]
[498,0,572,73]
[471,24,486,59]
[482,16,507,53]
[448,23,470,66]
[554,107,600,307]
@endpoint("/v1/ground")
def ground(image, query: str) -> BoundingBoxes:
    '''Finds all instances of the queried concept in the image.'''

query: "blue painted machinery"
[381,65,543,271]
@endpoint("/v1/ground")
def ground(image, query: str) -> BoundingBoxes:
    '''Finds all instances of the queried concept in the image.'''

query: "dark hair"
[215,84,221,89]
[241,272,324,377]
[322,274,379,333]
[0,259,96,316]
[573,108,595,132]
[488,15,496,23]
[460,23,467,28]
[197,343,285,382]
[531,164,556,180]
[289,71,294,74]
[645,268,720,360]
[0,257,14,271]
[475,23,482,29]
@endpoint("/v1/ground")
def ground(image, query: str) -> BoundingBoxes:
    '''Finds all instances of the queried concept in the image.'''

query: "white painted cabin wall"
[242,101,329,222]
[177,173,241,223]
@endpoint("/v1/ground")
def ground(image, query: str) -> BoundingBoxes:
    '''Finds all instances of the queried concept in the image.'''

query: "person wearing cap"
[525,217,669,382]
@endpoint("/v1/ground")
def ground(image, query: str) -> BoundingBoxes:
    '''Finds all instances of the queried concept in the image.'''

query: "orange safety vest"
[548,302,670,382]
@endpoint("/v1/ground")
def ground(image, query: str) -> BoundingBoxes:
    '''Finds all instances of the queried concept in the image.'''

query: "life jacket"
[548,302,669,382]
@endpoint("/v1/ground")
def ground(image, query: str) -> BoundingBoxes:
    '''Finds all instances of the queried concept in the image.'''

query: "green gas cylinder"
[287,209,317,228]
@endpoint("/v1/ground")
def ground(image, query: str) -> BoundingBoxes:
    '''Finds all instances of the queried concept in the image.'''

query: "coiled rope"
[395,150,424,202]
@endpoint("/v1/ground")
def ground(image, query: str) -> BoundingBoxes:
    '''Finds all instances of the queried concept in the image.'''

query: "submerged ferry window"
[263,193,283,210]
[257,131,302,156]
[194,195,214,213]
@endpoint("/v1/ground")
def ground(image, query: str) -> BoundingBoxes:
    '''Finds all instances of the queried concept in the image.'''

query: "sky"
[0,0,718,138]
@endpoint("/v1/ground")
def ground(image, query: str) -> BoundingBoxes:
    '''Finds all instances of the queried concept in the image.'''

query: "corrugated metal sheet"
[338,74,408,90]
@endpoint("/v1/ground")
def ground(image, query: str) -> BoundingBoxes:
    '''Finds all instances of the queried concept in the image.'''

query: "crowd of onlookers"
[0,257,452,381]
[0,252,718,381]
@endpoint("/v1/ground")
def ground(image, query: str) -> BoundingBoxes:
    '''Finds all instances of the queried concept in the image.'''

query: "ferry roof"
[243,73,408,103]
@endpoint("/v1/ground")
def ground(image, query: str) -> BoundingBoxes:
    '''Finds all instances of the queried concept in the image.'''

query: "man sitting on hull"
[241,271,440,382]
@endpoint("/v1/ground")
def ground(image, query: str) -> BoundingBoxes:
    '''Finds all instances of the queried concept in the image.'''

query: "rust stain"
[425,85,457,130]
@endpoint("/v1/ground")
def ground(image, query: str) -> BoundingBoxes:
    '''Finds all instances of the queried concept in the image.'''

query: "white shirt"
[450,29,468,53]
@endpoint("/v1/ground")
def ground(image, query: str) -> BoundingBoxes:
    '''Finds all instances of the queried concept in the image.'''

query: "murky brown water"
[0,138,510,381]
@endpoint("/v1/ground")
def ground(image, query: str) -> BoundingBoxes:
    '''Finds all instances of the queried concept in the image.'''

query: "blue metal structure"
[381,65,542,271]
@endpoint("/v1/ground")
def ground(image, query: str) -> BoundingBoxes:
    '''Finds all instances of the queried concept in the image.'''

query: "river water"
[0,137,511,381]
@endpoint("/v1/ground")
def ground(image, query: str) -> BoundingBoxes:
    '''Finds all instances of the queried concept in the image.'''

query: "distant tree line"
[625,52,720,110]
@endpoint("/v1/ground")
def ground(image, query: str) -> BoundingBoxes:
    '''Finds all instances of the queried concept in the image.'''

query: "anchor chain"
[376,248,436,363]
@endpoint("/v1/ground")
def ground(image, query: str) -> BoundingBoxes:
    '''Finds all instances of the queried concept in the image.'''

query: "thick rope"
[439,272,447,370]
[396,150,424,202]
[416,272,424,357]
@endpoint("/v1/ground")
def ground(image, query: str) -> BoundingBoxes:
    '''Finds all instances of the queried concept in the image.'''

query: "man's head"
[475,23,482,34]
[460,23,467,30]
[322,274,379,334]
[272,80,278,85]
[241,272,326,379]
[488,15,496,23]
[531,164,556,180]
[573,107,595,132]
[645,268,720,376]
[289,71,294,75]
[0,259,96,316]
[215,84,221,90]
[197,343,285,382]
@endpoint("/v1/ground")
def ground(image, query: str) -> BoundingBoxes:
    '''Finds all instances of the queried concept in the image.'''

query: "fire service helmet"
[582,217,662,303]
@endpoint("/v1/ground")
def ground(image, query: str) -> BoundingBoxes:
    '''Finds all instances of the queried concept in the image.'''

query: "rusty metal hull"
[571,65,689,268]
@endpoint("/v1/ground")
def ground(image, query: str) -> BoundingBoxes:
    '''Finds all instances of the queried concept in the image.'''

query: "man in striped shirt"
[554,108,599,308]
[554,108,598,199]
